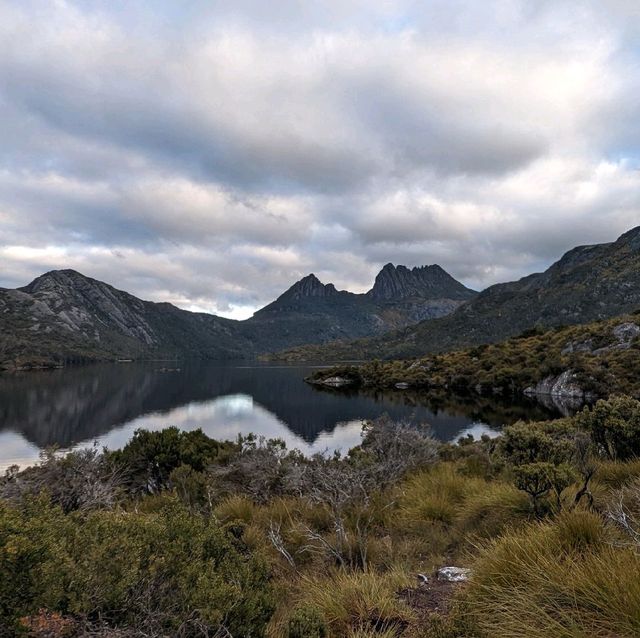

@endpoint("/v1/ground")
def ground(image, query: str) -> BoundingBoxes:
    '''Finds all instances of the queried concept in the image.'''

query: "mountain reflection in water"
[0,361,562,469]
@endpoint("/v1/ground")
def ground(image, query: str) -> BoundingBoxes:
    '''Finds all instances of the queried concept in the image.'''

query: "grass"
[460,510,640,638]
[298,570,415,637]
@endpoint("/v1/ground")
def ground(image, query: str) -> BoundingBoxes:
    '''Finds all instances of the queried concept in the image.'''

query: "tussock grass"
[454,481,530,541]
[398,465,486,528]
[298,569,415,636]
[593,458,640,489]
[214,494,257,523]
[462,510,640,638]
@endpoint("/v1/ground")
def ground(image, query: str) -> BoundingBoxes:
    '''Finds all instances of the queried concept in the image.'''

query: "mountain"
[246,265,475,347]
[368,263,473,301]
[0,269,254,366]
[275,226,640,361]
[0,263,474,368]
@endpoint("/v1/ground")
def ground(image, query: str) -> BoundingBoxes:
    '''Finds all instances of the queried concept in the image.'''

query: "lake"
[0,361,563,470]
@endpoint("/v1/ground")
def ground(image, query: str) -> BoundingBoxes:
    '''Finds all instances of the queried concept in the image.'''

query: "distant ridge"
[0,262,474,368]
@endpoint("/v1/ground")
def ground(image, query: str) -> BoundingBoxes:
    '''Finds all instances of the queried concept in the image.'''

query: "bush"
[110,427,235,494]
[287,605,327,638]
[0,446,122,513]
[513,462,576,514]
[0,497,274,635]
[576,396,640,461]
[498,422,573,466]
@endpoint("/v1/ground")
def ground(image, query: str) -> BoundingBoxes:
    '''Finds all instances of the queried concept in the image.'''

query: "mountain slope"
[0,270,252,366]
[0,263,474,368]
[275,226,640,360]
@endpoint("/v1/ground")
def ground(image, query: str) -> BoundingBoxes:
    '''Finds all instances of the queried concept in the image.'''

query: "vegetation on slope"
[305,313,640,399]
[3,397,640,636]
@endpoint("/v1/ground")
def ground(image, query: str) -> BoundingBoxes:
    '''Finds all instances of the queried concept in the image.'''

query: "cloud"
[0,0,638,317]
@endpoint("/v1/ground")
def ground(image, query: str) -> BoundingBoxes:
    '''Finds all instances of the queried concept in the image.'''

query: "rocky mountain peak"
[282,274,338,300]
[20,269,93,294]
[617,225,640,250]
[368,263,475,301]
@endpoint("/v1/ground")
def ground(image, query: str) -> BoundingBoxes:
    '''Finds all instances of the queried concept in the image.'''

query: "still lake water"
[0,361,562,470]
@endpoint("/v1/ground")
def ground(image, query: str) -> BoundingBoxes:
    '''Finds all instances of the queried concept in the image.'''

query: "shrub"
[169,463,210,508]
[0,446,123,513]
[513,462,576,515]
[110,427,235,494]
[498,422,573,466]
[287,605,327,638]
[576,396,640,461]
[0,497,274,635]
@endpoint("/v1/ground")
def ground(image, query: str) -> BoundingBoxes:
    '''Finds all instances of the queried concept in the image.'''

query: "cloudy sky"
[1,0,639,318]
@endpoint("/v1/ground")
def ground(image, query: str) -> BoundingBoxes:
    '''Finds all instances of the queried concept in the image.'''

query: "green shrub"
[0,497,274,635]
[576,396,640,461]
[513,462,575,514]
[287,605,327,638]
[110,427,235,494]
[498,422,573,466]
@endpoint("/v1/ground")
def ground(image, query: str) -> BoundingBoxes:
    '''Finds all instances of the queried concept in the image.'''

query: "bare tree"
[1,444,124,512]
[607,479,640,547]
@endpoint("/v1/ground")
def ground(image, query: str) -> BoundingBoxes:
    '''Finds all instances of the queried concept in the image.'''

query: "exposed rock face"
[0,270,252,365]
[612,322,640,343]
[561,339,594,355]
[523,370,594,414]
[368,264,475,301]
[593,322,640,354]
[20,270,157,345]
[275,274,339,301]
[561,322,640,356]
[524,370,586,400]
[308,376,355,388]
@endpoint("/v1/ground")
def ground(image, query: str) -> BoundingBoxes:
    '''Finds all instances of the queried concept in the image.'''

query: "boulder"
[437,566,471,582]
[561,339,593,355]
[613,321,640,344]
[317,376,354,388]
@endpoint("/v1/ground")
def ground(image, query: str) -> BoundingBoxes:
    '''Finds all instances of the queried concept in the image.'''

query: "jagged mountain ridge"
[249,264,476,345]
[0,262,475,367]
[275,226,640,361]
[368,263,472,300]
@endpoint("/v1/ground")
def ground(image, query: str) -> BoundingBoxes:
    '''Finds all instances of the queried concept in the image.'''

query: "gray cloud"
[0,0,638,317]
